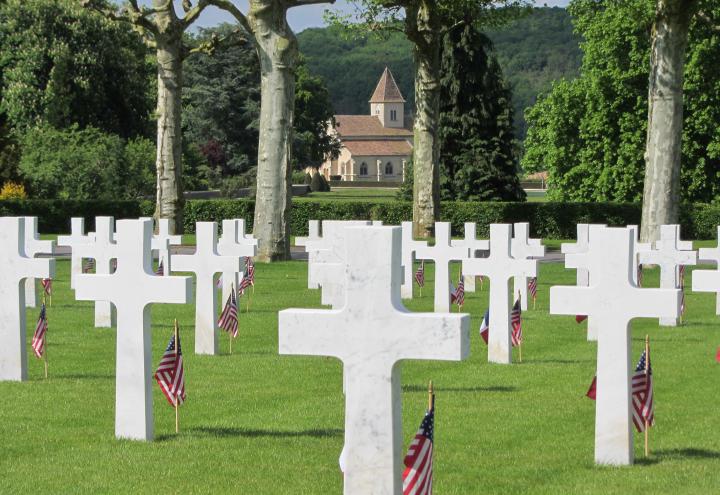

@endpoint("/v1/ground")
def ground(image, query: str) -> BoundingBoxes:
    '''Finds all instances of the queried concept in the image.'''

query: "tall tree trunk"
[249,1,297,261]
[407,3,441,239]
[152,0,184,235]
[640,0,696,243]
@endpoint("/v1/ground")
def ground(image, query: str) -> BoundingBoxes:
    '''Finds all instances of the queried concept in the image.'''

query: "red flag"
[586,376,597,400]
[716,347,720,363]
[576,314,588,323]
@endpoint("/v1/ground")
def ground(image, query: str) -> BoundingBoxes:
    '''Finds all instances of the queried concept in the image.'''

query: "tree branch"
[205,0,253,34]
[288,0,336,6]
[80,0,159,37]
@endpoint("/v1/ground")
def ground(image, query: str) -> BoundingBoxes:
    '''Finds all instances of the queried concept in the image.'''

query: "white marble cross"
[217,219,257,304]
[639,224,696,326]
[74,219,191,440]
[462,224,536,364]
[400,221,428,298]
[415,222,469,312]
[561,224,605,341]
[692,225,720,314]
[0,217,55,381]
[23,217,55,308]
[628,225,652,285]
[550,225,679,465]
[450,222,489,293]
[149,218,182,274]
[57,217,96,290]
[173,222,241,355]
[73,217,118,328]
[511,223,544,310]
[296,220,322,289]
[279,226,469,494]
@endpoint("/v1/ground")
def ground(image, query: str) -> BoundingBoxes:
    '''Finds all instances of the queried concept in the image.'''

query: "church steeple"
[369,67,405,128]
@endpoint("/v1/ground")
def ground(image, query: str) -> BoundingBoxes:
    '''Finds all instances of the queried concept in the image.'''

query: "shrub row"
[3,198,720,240]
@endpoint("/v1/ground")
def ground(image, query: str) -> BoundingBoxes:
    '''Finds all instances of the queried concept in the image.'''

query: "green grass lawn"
[2,259,719,494]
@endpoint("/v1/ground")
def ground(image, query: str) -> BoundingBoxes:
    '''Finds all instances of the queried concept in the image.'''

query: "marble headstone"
[23,217,55,308]
[151,218,182,275]
[0,217,55,381]
[57,218,96,290]
[550,225,679,465]
[628,225,652,285]
[695,226,720,315]
[450,222,489,293]
[217,219,257,305]
[510,223,544,310]
[296,220,322,289]
[173,222,241,355]
[414,222,469,312]
[463,224,536,364]
[639,224,696,326]
[279,226,469,494]
[75,219,191,440]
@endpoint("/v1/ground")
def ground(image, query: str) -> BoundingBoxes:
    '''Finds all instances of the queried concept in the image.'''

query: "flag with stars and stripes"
[218,287,239,338]
[510,297,522,347]
[452,276,465,307]
[631,349,654,432]
[41,278,52,296]
[31,302,48,359]
[239,273,252,295]
[82,258,95,273]
[154,331,186,407]
[246,257,255,286]
[479,309,489,344]
[402,406,434,495]
[155,260,164,276]
[414,261,425,288]
[528,277,537,299]
[679,264,686,288]
[680,288,686,318]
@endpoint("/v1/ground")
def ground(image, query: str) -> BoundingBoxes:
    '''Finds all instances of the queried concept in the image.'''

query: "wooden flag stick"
[428,380,435,411]
[644,334,650,456]
[174,318,180,434]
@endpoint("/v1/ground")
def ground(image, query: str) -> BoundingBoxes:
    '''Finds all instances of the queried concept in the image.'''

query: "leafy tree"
[523,0,720,208]
[327,0,529,238]
[18,125,152,200]
[0,0,152,138]
[439,23,524,201]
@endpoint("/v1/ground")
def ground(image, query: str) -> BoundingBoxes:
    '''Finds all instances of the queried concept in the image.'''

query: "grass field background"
[1,257,719,494]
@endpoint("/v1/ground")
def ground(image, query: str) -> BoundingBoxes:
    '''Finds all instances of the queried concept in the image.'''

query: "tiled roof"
[369,67,406,103]
[334,115,412,137]
[343,140,413,156]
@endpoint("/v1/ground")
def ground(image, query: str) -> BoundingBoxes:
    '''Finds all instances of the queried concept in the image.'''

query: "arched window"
[385,162,393,176]
[359,162,368,176]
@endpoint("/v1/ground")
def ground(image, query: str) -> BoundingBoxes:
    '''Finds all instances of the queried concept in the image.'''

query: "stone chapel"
[319,67,413,183]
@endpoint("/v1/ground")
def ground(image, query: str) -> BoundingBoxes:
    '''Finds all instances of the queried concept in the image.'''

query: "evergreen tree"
[439,23,525,201]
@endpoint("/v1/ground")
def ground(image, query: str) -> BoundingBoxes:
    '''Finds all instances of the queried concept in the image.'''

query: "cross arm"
[279,309,346,359]
[395,312,469,362]
[28,257,55,280]
[550,286,597,317]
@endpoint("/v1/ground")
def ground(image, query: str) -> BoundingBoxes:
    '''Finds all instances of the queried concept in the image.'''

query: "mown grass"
[1,258,719,494]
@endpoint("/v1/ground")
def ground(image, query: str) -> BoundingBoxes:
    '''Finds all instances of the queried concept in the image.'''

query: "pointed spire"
[369,67,405,103]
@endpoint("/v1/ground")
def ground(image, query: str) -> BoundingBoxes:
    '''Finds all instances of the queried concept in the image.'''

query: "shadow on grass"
[526,359,591,364]
[402,384,517,393]
[58,373,113,380]
[157,426,343,442]
[636,448,720,465]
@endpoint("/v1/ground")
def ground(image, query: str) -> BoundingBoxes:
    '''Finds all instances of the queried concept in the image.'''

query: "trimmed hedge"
[3,198,720,240]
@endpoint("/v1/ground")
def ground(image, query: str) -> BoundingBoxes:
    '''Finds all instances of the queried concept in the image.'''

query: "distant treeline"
[297,7,582,141]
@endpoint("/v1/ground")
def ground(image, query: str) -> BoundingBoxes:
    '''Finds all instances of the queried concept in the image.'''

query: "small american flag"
[452,276,465,307]
[680,288,686,317]
[154,330,186,407]
[479,309,489,344]
[216,274,223,289]
[111,259,117,272]
[510,297,522,347]
[414,261,425,288]
[679,264,686,289]
[586,375,597,400]
[155,260,164,276]
[41,278,52,296]
[402,406,434,494]
[218,287,239,338]
[82,258,95,273]
[239,274,252,295]
[528,277,537,299]
[31,302,48,359]
[246,257,255,286]
[716,347,720,363]
[576,314,588,323]
[637,264,643,287]
[631,349,654,432]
